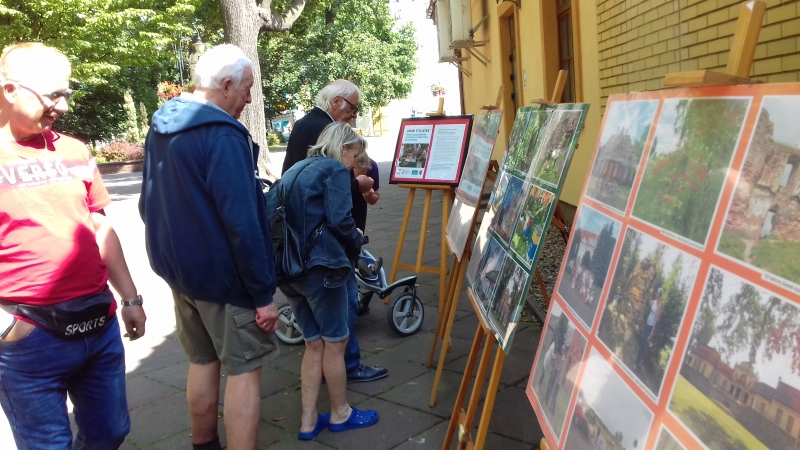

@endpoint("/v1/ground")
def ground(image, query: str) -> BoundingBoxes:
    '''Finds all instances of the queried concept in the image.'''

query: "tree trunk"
[221,0,271,174]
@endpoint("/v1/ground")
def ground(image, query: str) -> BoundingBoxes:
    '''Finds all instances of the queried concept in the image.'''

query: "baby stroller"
[275,246,424,345]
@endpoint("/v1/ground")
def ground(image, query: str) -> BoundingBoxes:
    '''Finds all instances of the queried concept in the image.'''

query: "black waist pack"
[0,288,114,340]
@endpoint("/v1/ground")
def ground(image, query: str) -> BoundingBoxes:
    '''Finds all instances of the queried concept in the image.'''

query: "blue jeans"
[344,269,361,372]
[0,319,129,450]
[280,267,349,342]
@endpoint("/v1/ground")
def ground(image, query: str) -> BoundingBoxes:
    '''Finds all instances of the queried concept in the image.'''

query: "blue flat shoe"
[298,413,330,440]
[328,407,379,432]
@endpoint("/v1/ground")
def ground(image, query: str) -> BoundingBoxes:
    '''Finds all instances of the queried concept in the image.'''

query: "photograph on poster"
[632,98,750,245]
[597,227,700,398]
[505,108,550,176]
[530,303,587,442]
[489,171,510,212]
[398,143,430,168]
[531,110,584,186]
[466,218,493,287]
[458,152,489,204]
[471,236,505,311]
[585,99,659,213]
[489,175,527,244]
[565,348,653,450]
[509,185,556,268]
[557,206,622,330]
[718,96,800,287]
[655,427,685,450]
[445,197,477,260]
[669,266,800,450]
[488,254,528,340]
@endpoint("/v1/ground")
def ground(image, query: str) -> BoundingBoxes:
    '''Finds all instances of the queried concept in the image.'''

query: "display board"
[526,83,800,450]
[389,116,474,185]
[445,109,503,260]
[465,103,589,353]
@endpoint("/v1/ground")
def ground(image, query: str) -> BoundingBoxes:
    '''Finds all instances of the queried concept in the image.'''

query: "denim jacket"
[278,156,363,270]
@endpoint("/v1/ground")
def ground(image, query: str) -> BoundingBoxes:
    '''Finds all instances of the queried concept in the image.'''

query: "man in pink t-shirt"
[0,42,146,449]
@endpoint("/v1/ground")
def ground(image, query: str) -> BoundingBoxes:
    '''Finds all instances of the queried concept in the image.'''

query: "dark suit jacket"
[281,106,333,175]
[281,106,368,233]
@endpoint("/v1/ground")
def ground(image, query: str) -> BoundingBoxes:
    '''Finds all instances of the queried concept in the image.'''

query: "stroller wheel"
[387,293,424,336]
[275,304,304,345]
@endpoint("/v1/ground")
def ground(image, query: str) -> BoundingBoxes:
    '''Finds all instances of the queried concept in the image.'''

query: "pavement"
[0,135,548,449]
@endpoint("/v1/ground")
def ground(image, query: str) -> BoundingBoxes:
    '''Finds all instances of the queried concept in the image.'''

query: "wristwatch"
[121,295,144,307]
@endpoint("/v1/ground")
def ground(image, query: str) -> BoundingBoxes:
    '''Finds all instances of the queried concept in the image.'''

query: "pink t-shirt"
[0,130,113,309]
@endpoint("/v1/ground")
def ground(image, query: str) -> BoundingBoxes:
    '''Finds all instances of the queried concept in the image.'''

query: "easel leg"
[388,188,416,304]
[416,189,433,272]
[442,324,485,450]
[534,268,551,305]
[472,347,506,450]
[428,257,460,368]
[440,189,451,311]
[430,259,468,407]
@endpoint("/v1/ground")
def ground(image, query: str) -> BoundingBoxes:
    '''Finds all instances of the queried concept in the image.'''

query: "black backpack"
[264,158,324,286]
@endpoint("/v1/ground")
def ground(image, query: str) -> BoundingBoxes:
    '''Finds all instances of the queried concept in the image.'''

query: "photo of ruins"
[531,109,584,187]
[669,266,800,450]
[718,96,800,286]
[586,100,658,213]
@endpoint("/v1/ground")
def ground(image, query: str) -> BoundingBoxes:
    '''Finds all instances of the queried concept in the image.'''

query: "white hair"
[315,80,362,110]
[193,44,253,89]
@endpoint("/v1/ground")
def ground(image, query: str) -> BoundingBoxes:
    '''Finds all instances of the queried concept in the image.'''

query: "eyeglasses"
[11,82,74,104]
[341,96,359,113]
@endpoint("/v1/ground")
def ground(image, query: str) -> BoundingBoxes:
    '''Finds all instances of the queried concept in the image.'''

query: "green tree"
[567,228,583,267]
[590,222,616,287]
[689,267,723,354]
[649,256,687,358]
[257,0,417,119]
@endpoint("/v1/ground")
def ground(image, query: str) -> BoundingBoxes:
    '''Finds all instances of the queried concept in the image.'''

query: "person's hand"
[121,305,146,340]
[356,175,374,193]
[357,228,364,236]
[256,303,280,332]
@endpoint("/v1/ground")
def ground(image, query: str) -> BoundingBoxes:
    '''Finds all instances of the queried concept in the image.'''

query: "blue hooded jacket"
[139,96,275,308]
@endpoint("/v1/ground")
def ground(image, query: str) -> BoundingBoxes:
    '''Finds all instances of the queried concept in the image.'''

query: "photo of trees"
[718,96,800,286]
[565,348,653,450]
[504,107,549,177]
[586,99,659,212]
[669,266,800,450]
[471,236,505,311]
[488,254,529,344]
[531,303,587,442]
[632,98,750,245]
[557,206,622,330]
[597,227,700,398]
[489,175,526,244]
[510,185,556,268]
[531,110,584,186]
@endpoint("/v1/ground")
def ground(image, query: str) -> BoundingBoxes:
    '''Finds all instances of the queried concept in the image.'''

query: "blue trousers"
[0,319,129,450]
[344,270,361,372]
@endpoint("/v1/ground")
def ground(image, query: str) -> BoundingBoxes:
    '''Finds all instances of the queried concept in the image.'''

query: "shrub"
[267,132,281,147]
[95,141,144,163]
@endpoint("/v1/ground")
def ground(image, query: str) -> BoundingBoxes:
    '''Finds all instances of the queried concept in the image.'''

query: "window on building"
[776,408,784,425]
[787,415,795,434]
[555,0,575,102]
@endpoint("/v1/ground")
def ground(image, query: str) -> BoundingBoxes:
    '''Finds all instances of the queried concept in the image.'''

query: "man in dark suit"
[281,80,388,384]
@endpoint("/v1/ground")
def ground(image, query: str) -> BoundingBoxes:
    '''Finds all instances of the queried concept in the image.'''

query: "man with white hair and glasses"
[0,42,146,449]
[139,44,280,450]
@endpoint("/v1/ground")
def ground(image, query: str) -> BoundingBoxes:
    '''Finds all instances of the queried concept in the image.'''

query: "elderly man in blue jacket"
[139,44,280,450]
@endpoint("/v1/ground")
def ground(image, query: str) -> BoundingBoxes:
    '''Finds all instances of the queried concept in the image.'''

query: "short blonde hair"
[309,122,367,162]
[354,149,371,169]
[0,42,71,82]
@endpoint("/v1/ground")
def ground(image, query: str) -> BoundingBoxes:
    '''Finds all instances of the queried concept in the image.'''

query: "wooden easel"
[535,3,766,450]
[440,76,573,450]
[427,88,504,407]
[387,98,453,305]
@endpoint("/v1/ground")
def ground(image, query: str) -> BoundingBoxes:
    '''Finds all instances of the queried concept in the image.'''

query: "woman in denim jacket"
[279,123,379,439]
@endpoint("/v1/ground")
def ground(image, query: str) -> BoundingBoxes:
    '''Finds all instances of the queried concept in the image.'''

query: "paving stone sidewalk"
[1,136,548,449]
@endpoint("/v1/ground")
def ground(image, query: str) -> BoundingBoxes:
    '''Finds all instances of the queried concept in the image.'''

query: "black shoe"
[347,364,389,383]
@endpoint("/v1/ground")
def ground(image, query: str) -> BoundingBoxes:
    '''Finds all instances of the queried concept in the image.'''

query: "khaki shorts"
[172,291,279,376]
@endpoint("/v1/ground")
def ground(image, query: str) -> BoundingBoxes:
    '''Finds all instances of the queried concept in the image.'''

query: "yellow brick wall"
[597,0,800,108]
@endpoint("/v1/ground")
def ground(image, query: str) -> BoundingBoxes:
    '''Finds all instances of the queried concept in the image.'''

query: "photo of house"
[557,205,621,330]
[586,100,659,213]
[718,96,800,286]
[670,266,800,449]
